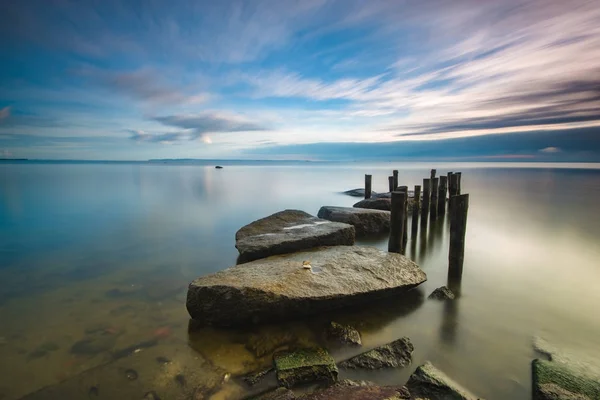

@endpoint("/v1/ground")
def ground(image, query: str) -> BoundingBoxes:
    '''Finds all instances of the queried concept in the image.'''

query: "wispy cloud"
[129,111,270,144]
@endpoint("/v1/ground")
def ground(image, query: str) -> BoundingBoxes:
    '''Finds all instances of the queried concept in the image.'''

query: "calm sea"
[1,161,599,399]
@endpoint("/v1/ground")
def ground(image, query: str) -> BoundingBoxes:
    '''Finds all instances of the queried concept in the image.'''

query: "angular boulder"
[235,210,355,263]
[274,348,338,388]
[428,286,456,301]
[532,359,600,400]
[186,246,426,327]
[324,321,362,347]
[317,206,390,237]
[339,337,414,370]
[406,362,479,400]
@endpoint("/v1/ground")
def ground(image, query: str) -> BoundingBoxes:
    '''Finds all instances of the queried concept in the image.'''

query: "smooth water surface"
[1,162,599,399]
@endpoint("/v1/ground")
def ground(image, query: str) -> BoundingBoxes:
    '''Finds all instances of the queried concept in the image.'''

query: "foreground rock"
[274,348,338,388]
[317,206,390,237]
[339,337,414,370]
[406,362,479,400]
[187,246,426,327]
[428,286,456,301]
[324,321,362,347]
[235,210,355,263]
[532,359,600,400]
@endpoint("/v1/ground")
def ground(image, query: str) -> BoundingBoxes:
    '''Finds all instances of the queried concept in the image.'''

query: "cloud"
[76,68,209,106]
[0,107,10,120]
[539,146,561,153]
[129,111,270,144]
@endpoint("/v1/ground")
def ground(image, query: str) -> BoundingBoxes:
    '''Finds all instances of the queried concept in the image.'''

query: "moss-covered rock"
[274,348,338,388]
[324,321,362,347]
[339,337,413,370]
[532,359,600,400]
[405,361,479,400]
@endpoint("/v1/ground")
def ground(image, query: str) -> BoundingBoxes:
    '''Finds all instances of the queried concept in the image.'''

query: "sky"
[0,0,599,161]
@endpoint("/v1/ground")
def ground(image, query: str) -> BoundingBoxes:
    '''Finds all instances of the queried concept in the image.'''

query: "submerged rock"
[243,368,275,387]
[274,348,338,388]
[302,384,410,399]
[215,166,224,169]
[428,286,456,301]
[342,188,378,197]
[532,359,600,400]
[406,361,479,400]
[339,337,414,370]
[186,246,426,327]
[247,330,297,358]
[324,321,362,347]
[317,206,390,237]
[235,210,355,263]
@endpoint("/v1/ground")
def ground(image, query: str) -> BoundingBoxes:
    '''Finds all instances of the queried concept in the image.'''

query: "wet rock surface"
[187,246,426,327]
[406,361,479,400]
[353,198,392,211]
[243,368,276,387]
[301,384,411,399]
[274,348,338,388]
[324,322,361,347]
[235,210,355,263]
[339,337,414,370]
[532,359,600,400]
[317,206,390,237]
[428,286,456,301]
[246,330,298,358]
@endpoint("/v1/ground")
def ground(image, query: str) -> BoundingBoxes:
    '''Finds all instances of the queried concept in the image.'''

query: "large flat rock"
[235,210,355,263]
[187,246,426,327]
[317,206,390,237]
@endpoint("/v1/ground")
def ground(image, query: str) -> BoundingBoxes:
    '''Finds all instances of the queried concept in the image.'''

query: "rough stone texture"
[187,246,426,327]
[247,387,296,400]
[406,361,479,400]
[532,359,600,400]
[324,321,362,347]
[235,210,356,263]
[274,348,338,388]
[317,206,390,237]
[353,197,392,211]
[301,384,411,399]
[20,343,227,400]
[247,330,298,358]
[339,337,414,370]
[428,286,456,301]
[243,368,275,387]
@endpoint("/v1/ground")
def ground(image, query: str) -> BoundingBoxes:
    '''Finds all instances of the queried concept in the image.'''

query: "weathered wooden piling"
[456,172,462,195]
[430,169,437,182]
[411,185,421,237]
[449,173,459,197]
[398,186,409,251]
[421,178,430,227]
[365,174,372,199]
[388,191,407,254]
[430,177,439,221]
[388,176,394,193]
[393,170,399,191]
[449,194,469,279]
[438,175,448,215]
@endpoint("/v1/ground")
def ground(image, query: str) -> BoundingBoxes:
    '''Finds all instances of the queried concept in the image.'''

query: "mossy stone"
[274,348,338,388]
[532,359,600,400]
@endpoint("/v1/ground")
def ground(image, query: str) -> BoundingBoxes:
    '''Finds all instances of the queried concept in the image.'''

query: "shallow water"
[1,161,599,399]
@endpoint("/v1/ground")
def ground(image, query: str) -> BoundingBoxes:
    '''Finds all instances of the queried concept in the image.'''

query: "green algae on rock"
[274,348,338,388]
[532,359,600,400]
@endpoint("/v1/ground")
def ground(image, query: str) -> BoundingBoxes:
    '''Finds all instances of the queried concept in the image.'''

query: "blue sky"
[1,0,599,161]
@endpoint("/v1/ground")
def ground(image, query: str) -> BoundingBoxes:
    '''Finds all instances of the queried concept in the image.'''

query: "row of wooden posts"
[364,169,469,278]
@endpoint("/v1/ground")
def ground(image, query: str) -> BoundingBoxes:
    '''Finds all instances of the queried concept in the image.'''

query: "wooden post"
[421,178,430,226]
[398,186,408,251]
[411,184,421,237]
[456,172,462,195]
[393,170,399,191]
[438,175,448,215]
[449,173,459,197]
[388,176,394,193]
[388,191,407,253]
[430,177,439,221]
[430,169,436,182]
[449,194,469,279]
[365,174,372,199]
